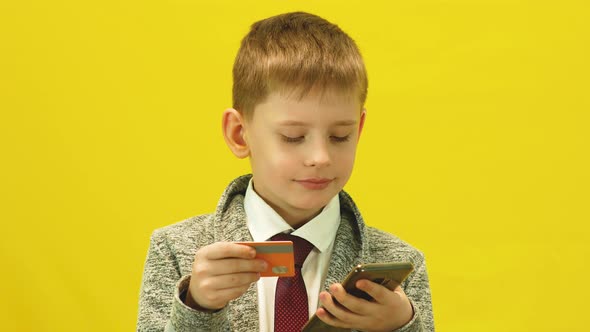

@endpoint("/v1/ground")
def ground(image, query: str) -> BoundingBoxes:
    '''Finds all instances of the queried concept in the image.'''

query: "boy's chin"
[290,196,332,213]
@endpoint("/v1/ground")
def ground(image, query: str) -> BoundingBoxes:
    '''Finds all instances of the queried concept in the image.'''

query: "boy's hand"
[186,242,267,310]
[316,280,414,332]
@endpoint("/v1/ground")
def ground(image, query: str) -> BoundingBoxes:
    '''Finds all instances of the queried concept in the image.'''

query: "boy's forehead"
[275,119,358,128]
[274,85,358,104]
[250,90,361,125]
[261,87,360,112]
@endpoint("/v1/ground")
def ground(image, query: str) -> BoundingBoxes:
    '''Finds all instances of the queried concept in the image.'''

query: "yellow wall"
[1,1,588,331]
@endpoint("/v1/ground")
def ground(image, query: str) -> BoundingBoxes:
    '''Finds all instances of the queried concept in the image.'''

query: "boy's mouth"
[295,178,333,190]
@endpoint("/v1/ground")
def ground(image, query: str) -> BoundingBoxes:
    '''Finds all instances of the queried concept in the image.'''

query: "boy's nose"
[303,140,331,168]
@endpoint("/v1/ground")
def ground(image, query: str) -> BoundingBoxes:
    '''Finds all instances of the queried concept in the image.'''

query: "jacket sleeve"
[393,252,435,332]
[136,230,227,331]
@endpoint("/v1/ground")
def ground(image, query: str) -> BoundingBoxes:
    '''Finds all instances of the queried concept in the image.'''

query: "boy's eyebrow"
[278,120,357,126]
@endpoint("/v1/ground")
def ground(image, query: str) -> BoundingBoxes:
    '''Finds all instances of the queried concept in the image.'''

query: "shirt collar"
[243,178,340,253]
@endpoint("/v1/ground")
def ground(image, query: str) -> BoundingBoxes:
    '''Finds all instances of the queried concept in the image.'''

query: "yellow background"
[1,0,588,331]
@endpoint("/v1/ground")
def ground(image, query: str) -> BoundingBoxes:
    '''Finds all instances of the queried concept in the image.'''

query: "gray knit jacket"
[137,174,434,331]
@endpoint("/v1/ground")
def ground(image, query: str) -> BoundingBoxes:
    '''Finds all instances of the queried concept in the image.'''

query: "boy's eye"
[331,135,351,143]
[281,135,304,143]
[280,134,351,143]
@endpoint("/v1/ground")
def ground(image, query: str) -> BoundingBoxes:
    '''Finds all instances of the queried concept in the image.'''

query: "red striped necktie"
[271,233,315,332]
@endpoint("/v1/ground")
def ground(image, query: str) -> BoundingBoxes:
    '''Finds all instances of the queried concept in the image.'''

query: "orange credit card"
[236,241,295,277]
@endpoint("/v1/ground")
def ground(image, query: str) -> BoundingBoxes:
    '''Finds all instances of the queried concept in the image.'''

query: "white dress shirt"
[243,179,341,332]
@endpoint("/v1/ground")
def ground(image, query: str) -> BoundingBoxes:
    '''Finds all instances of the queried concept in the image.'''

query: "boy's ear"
[222,108,250,159]
[357,108,367,141]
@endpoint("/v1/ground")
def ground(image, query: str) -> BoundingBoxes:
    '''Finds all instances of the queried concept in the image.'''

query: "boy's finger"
[328,283,372,315]
[207,258,267,275]
[316,307,349,329]
[202,242,257,260]
[202,272,261,290]
[318,290,361,326]
[356,279,398,304]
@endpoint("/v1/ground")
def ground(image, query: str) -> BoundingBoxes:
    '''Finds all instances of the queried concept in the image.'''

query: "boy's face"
[242,88,366,227]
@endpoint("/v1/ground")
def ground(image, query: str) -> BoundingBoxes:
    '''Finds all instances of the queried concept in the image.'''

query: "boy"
[137,11,434,332]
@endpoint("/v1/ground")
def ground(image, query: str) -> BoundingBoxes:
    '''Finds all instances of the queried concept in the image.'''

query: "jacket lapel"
[323,196,364,291]
[212,176,260,332]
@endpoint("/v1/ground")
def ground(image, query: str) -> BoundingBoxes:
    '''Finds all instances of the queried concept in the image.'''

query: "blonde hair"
[232,12,368,118]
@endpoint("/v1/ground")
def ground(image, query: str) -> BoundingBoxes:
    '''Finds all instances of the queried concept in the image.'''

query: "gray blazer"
[137,174,434,331]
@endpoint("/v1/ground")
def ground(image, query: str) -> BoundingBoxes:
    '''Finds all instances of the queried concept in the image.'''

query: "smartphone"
[301,262,414,332]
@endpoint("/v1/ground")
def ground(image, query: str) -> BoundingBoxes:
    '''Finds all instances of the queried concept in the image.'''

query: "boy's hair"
[233,11,368,119]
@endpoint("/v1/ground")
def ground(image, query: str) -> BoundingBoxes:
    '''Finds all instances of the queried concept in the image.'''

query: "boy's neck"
[250,180,325,229]
[274,205,323,229]
[253,190,323,229]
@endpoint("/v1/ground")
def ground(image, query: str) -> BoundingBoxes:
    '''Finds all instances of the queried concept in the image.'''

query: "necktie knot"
[270,233,314,268]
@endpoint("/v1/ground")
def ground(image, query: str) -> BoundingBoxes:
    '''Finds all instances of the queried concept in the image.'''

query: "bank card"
[235,241,295,277]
